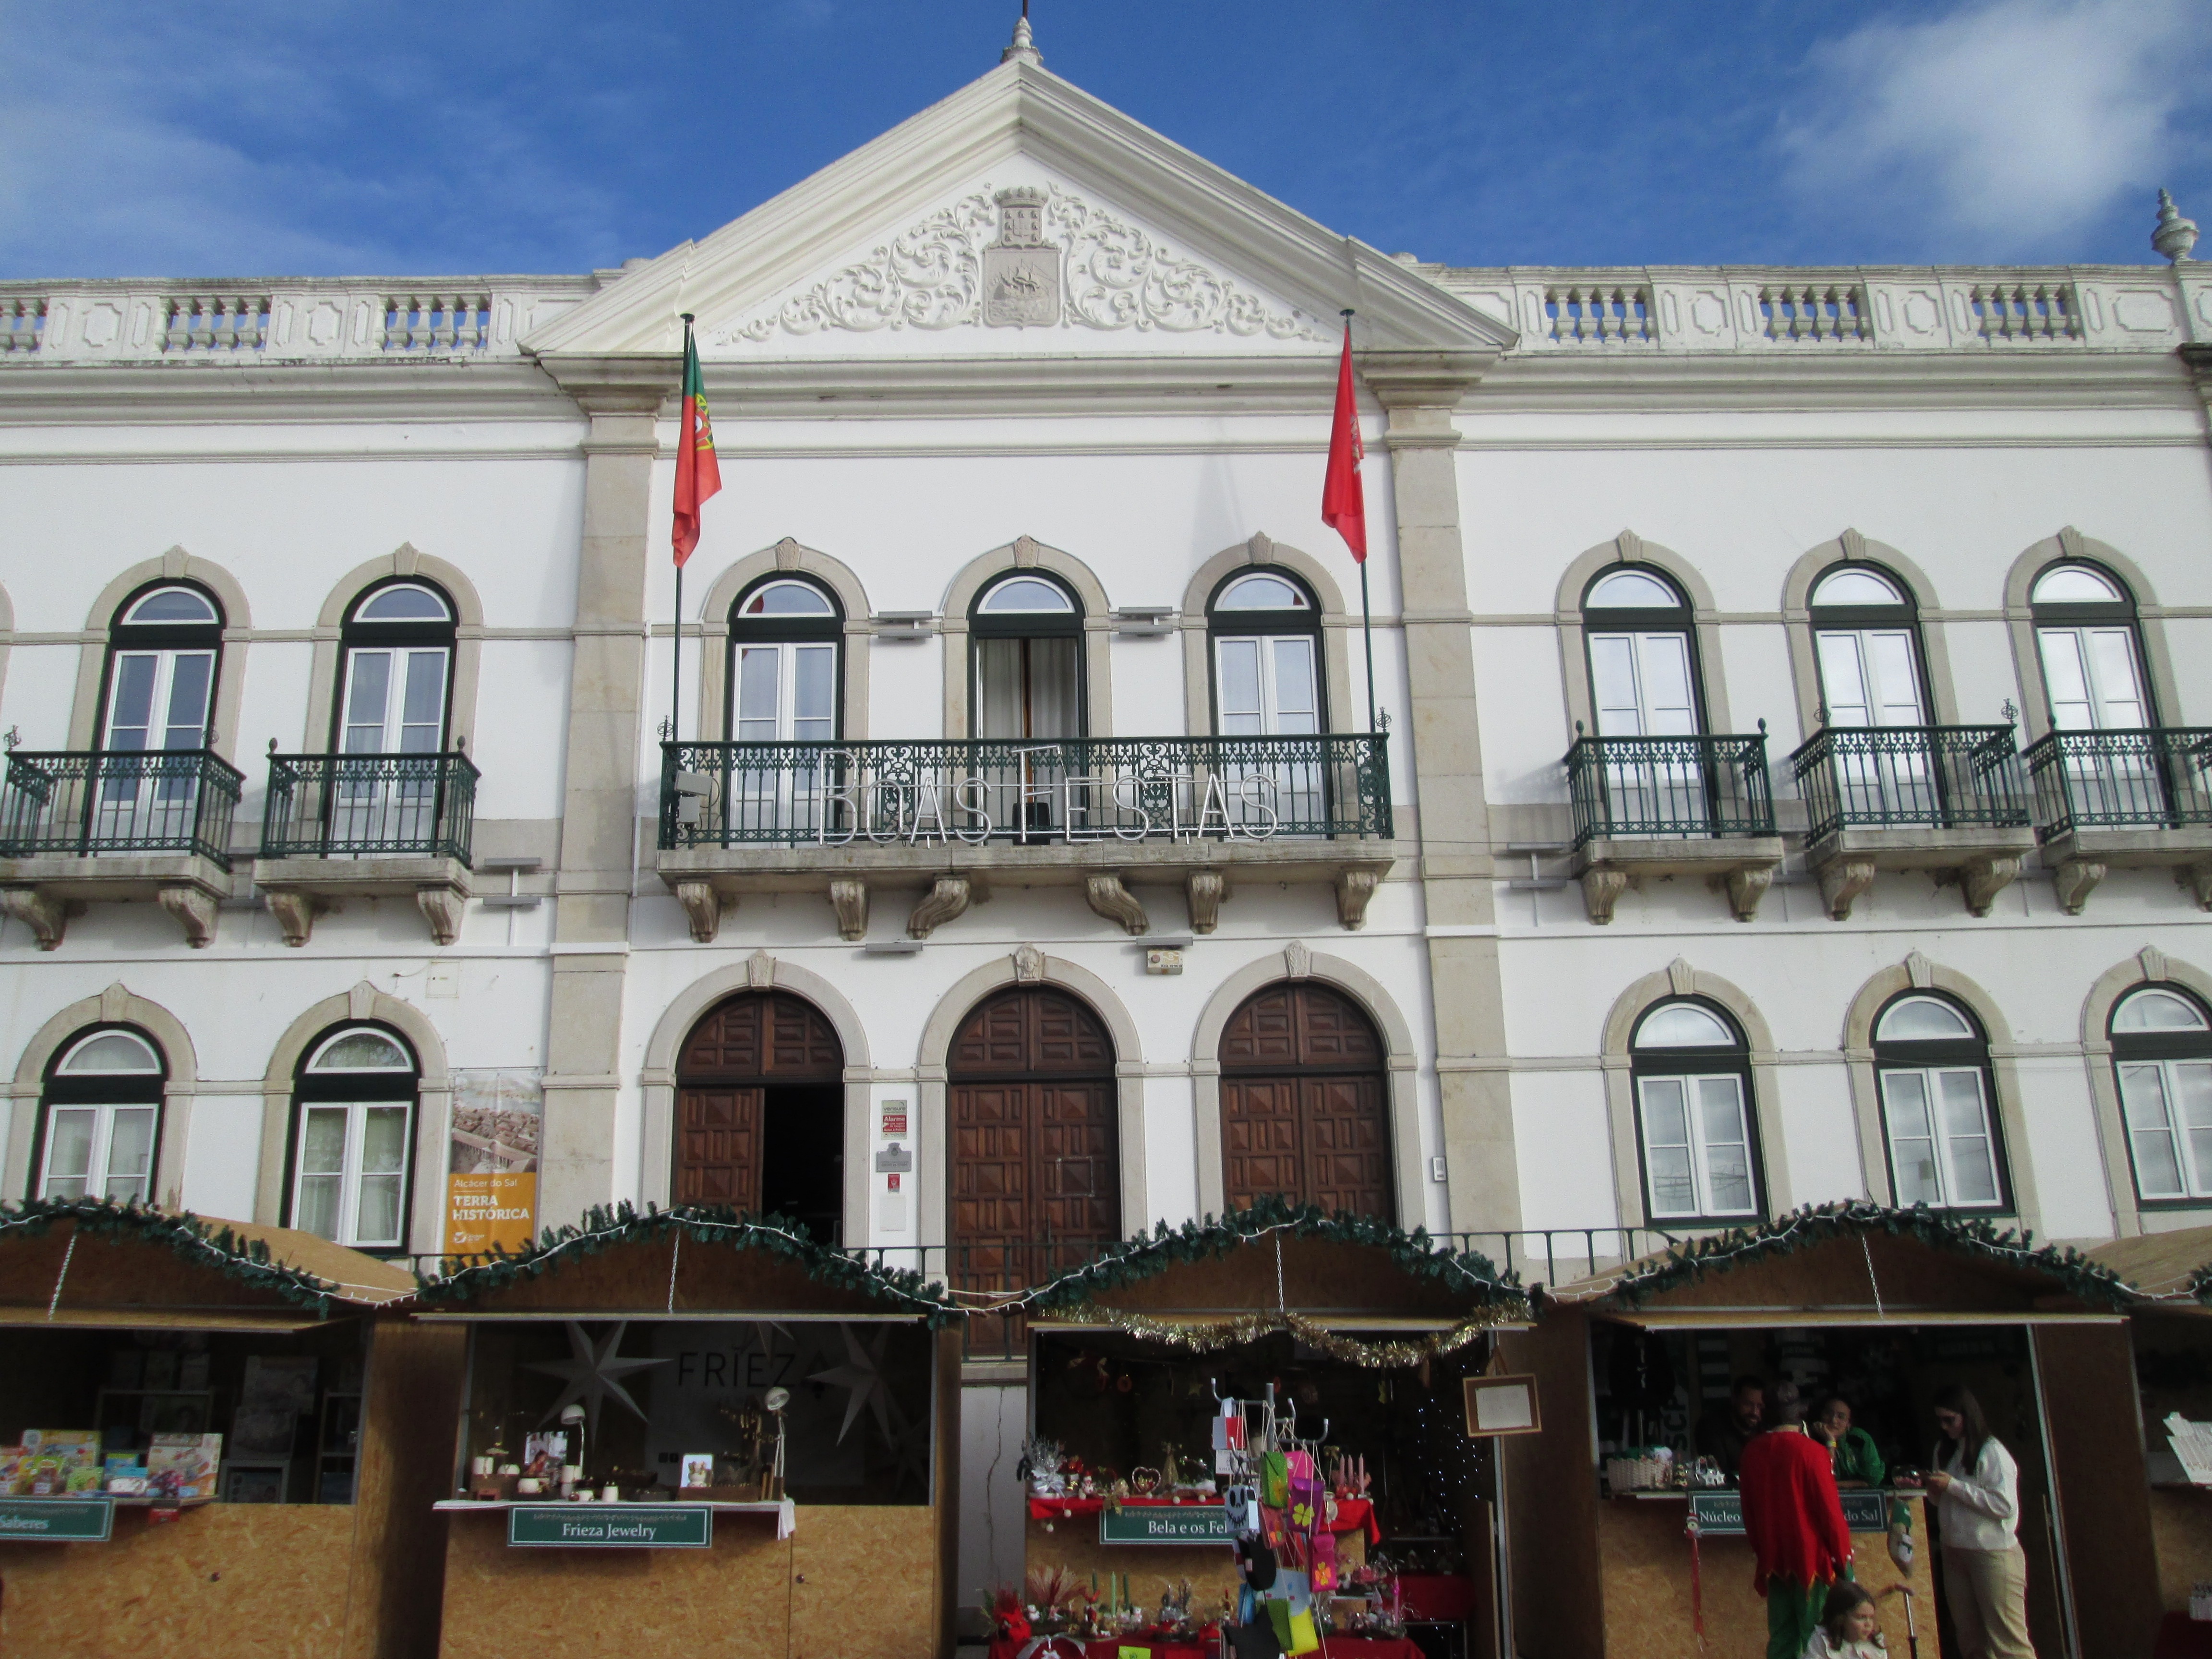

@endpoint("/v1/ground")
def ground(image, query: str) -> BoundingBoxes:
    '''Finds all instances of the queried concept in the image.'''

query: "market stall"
[409,1205,961,1659]
[986,1203,1528,1659]
[1499,1202,2152,1659]
[0,1196,443,1658]
[2087,1224,2212,1646]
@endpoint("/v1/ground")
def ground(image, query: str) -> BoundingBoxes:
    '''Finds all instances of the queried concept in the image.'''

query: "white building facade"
[3,29,2212,1586]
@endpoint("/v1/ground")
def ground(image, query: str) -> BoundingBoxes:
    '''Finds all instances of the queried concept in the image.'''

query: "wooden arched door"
[675,992,844,1238]
[949,987,1119,1288]
[1221,982,1393,1219]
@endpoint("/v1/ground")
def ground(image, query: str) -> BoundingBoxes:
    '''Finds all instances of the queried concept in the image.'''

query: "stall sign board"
[0,1498,113,1542]
[1099,1504,1234,1545]
[507,1504,712,1549]
[1687,1491,1890,1535]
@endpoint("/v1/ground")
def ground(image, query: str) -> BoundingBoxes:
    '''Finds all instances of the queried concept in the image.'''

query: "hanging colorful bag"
[1309,1527,1339,1594]
[1286,1451,1322,1530]
[1259,1449,1289,1508]
[1264,1571,1319,1657]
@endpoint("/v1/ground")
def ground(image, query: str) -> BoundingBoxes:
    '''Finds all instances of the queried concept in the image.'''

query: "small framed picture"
[1463,1375,1542,1437]
[679,1453,715,1490]
[220,1462,289,1504]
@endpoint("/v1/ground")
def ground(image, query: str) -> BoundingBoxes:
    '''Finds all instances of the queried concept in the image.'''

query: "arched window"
[972,574,1083,742]
[2112,985,2212,1202]
[287,1026,418,1250]
[674,991,844,1240]
[1210,570,1322,737]
[2031,562,2152,731]
[1810,564,1929,728]
[728,577,840,744]
[337,581,455,754]
[1582,567,1701,738]
[1874,994,2006,1211]
[101,583,223,756]
[1631,999,1759,1222]
[35,1028,165,1203]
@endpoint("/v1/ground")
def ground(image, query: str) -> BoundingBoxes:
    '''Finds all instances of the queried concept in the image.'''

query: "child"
[1805,1581,1884,1658]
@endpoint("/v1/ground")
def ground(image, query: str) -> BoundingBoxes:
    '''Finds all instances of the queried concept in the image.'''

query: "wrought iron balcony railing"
[2024,726,2212,838]
[1791,724,2031,844]
[0,748,244,868]
[659,734,1392,850]
[1565,728,1776,849]
[261,750,479,864]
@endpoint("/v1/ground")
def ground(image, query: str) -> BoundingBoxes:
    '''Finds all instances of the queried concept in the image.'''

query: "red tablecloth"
[1311,1639,1424,1659]
[1328,1497,1383,1545]
[2154,1614,2212,1659]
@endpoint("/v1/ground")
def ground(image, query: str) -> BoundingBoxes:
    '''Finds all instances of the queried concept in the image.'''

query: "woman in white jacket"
[1924,1384,2036,1659]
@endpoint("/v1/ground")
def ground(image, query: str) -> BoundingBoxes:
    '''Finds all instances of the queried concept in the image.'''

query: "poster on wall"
[445,1069,542,1257]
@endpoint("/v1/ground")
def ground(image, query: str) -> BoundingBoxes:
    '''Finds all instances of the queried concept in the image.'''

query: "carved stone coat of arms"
[981,186,1060,327]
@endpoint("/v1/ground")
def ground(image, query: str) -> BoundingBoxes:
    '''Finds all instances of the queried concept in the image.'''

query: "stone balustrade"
[1430,264,2212,354]
[0,276,597,362]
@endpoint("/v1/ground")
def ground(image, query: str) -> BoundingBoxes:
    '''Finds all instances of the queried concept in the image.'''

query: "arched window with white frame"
[1209,570,1322,737]
[1810,564,1930,729]
[35,1028,165,1204]
[1631,999,1761,1223]
[728,577,841,745]
[2111,985,2212,1204]
[286,1026,419,1251]
[2030,562,2152,732]
[1582,566,1702,739]
[1875,994,2008,1211]
[337,581,456,755]
[101,583,223,757]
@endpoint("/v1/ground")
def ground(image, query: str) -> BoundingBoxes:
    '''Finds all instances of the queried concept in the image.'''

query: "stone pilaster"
[539,397,661,1228]
[1370,373,1520,1234]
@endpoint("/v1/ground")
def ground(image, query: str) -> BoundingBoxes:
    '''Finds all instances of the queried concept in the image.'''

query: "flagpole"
[1344,308,1376,735]
[673,313,694,747]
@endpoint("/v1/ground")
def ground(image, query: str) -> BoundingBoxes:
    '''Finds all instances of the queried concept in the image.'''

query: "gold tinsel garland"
[1063,1302,1519,1368]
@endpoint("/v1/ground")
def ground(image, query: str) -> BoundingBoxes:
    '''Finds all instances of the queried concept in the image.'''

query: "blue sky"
[1,0,2207,280]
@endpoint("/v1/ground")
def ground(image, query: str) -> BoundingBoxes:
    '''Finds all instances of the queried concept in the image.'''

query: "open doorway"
[674,992,845,1244]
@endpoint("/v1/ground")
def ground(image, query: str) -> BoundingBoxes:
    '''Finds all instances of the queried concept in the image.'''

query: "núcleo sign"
[0,1498,114,1542]
[507,1504,712,1549]
[1099,1503,1233,1545]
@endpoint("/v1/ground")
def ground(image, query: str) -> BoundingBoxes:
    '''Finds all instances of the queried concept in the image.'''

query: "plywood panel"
[344,1315,468,1659]
[437,1507,793,1659]
[792,1507,940,1659]
[2032,1323,2162,1655]
[0,1504,358,1658]
[2150,1488,2212,1612]
[1594,1496,1935,1659]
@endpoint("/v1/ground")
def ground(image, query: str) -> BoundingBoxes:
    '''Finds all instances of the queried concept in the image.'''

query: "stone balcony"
[251,750,481,945]
[1563,730,1786,923]
[654,736,1397,942]
[2024,727,2212,914]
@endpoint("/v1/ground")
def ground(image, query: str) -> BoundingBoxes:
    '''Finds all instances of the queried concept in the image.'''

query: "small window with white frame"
[2111,985,2212,1203]
[37,1028,165,1205]
[288,1027,418,1251]
[1874,994,2007,1211]
[728,577,841,745]
[1631,999,1760,1223]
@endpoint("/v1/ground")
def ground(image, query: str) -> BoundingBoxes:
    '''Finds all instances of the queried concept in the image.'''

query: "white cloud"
[1782,0,2211,256]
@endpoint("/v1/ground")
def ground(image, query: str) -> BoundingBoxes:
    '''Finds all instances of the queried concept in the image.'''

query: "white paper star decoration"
[526,1321,672,1436]
[808,1322,898,1446]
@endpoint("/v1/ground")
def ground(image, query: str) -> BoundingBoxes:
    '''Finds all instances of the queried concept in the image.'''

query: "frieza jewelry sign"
[507,1504,711,1549]
[1098,1504,1233,1545]
[445,1070,542,1257]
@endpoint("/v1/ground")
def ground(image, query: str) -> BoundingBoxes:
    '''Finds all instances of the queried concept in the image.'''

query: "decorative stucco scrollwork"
[722,184,1325,343]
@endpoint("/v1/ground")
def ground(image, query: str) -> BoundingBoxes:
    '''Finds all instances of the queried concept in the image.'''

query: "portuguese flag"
[672,316,722,566]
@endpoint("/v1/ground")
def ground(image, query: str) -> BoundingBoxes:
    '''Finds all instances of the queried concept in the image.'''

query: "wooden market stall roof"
[1541,1202,2138,1326]
[2086,1223,2212,1309]
[1016,1201,1531,1333]
[0,1198,415,1329]
[409,1203,960,1322]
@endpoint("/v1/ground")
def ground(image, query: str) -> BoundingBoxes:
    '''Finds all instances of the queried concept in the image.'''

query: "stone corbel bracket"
[1185,870,1228,933]
[1334,870,1381,930]
[0,888,83,951]
[264,890,328,948]
[416,885,467,947]
[1817,858,1877,921]
[2179,861,2212,912]
[675,879,725,944]
[828,878,869,941]
[1084,875,1149,936]
[908,877,973,939]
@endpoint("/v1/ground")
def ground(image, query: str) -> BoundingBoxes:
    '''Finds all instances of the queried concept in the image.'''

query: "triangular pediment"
[528,57,1511,365]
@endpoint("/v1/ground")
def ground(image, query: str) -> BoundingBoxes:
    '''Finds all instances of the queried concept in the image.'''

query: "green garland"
[2191,1260,2212,1305]
[0,1196,346,1317]
[1008,1196,1527,1321]
[1564,1200,2138,1313]
[413,1202,962,1326]
[1062,1301,1514,1368]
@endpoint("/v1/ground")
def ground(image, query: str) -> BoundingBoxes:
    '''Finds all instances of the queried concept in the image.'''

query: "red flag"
[672,320,722,567]
[1321,320,1366,563]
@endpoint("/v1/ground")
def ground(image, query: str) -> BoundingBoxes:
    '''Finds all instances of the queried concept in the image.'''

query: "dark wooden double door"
[950,988,1119,1288]
[675,993,843,1237]
[1222,982,1393,1220]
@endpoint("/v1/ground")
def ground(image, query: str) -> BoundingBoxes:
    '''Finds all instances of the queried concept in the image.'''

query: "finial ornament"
[1002,13,1041,66]
[2153,188,2198,264]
